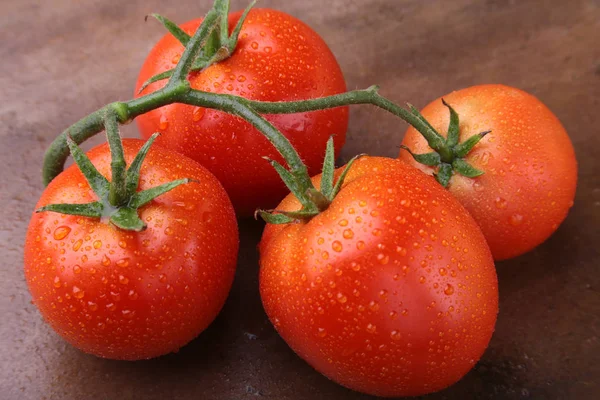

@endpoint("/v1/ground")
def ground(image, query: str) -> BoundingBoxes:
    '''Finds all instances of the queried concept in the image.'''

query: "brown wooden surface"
[1,0,599,399]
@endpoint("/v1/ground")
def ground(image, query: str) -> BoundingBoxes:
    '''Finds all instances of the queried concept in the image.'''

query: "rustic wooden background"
[1,0,599,399]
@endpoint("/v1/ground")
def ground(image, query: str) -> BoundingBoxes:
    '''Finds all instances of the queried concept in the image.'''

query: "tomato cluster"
[24,1,577,398]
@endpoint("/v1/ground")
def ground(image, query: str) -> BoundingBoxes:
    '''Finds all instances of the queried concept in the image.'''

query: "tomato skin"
[24,140,238,360]
[259,157,498,397]
[135,9,349,216]
[399,84,577,260]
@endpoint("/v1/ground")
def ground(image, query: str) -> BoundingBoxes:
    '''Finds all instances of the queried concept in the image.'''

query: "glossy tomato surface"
[400,84,577,260]
[259,157,498,397]
[135,9,348,216]
[24,140,239,360]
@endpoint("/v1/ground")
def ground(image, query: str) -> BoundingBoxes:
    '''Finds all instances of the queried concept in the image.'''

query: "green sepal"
[264,158,312,209]
[442,99,460,148]
[126,133,159,197]
[256,210,295,225]
[65,135,110,199]
[147,13,191,46]
[320,136,335,199]
[227,0,256,51]
[434,163,454,187]
[454,130,491,158]
[139,0,256,93]
[399,145,441,167]
[331,154,363,198]
[452,158,485,178]
[110,207,147,231]
[130,179,190,208]
[36,201,104,218]
[306,188,331,212]
[138,70,176,93]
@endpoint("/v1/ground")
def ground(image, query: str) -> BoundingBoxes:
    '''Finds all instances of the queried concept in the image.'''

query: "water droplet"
[439,268,447,276]
[332,241,343,252]
[72,286,85,299]
[473,181,484,192]
[72,239,83,251]
[377,254,389,265]
[343,229,354,239]
[93,240,102,249]
[53,226,71,240]
[53,276,61,288]
[509,214,524,226]
[321,251,329,260]
[444,284,455,296]
[192,107,205,122]
[372,229,382,236]
[366,323,377,333]
[116,258,129,268]
[264,46,272,53]
[389,311,398,319]
[494,197,508,209]
[159,115,169,130]
[118,275,129,285]
[419,276,426,284]
[106,303,116,312]
[336,293,347,303]
[317,327,327,337]
[390,330,402,340]
[338,219,348,227]
[128,290,138,300]
[351,262,361,272]
[251,41,259,49]
[73,265,82,274]
[368,301,380,311]
[164,227,173,236]
[87,301,98,311]
[122,309,135,319]
[159,274,167,283]
[101,254,111,266]
[171,54,180,64]
[356,241,365,250]
[118,240,127,249]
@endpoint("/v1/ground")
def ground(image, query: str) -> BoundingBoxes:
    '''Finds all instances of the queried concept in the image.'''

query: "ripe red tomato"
[259,157,498,397]
[135,8,348,216]
[24,140,238,360]
[400,84,577,260]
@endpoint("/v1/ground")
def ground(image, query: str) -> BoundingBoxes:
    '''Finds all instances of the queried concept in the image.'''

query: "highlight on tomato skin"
[399,84,578,261]
[24,140,239,360]
[135,8,349,216]
[259,156,498,397]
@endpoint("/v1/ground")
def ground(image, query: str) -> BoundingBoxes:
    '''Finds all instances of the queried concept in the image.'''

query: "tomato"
[135,8,348,216]
[400,84,577,260]
[259,156,498,397]
[24,140,238,360]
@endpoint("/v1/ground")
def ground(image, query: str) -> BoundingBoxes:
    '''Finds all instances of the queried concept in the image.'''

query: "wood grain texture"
[1,0,599,399]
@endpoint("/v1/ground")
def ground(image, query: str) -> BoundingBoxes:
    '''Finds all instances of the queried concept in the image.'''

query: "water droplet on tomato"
[116,258,129,268]
[343,229,354,239]
[72,286,85,299]
[366,323,377,333]
[317,327,327,337]
[377,254,389,265]
[72,239,83,251]
[251,41,259,49]
[444,284,454,295]
[336,293,347,303]
[118,275,129,285]
[159,115,169,130]
[171,54,180,64]
[332,241,343,252]
[351,262,361,272]
[509,214,524,226]
[192,107,205,122]
[53,226,71,240]
[494,197,508,209]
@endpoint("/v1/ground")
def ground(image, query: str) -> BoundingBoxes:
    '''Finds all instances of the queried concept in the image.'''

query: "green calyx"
[401,99,491,187]
[37,108,189,231]
[139,0,256,93]
[256,137,363,224]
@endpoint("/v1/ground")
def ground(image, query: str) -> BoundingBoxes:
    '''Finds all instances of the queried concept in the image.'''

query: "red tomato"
[259,157,498,397]
[24,140,238,360]
[135,9,348,216]
[399,84,577,260]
